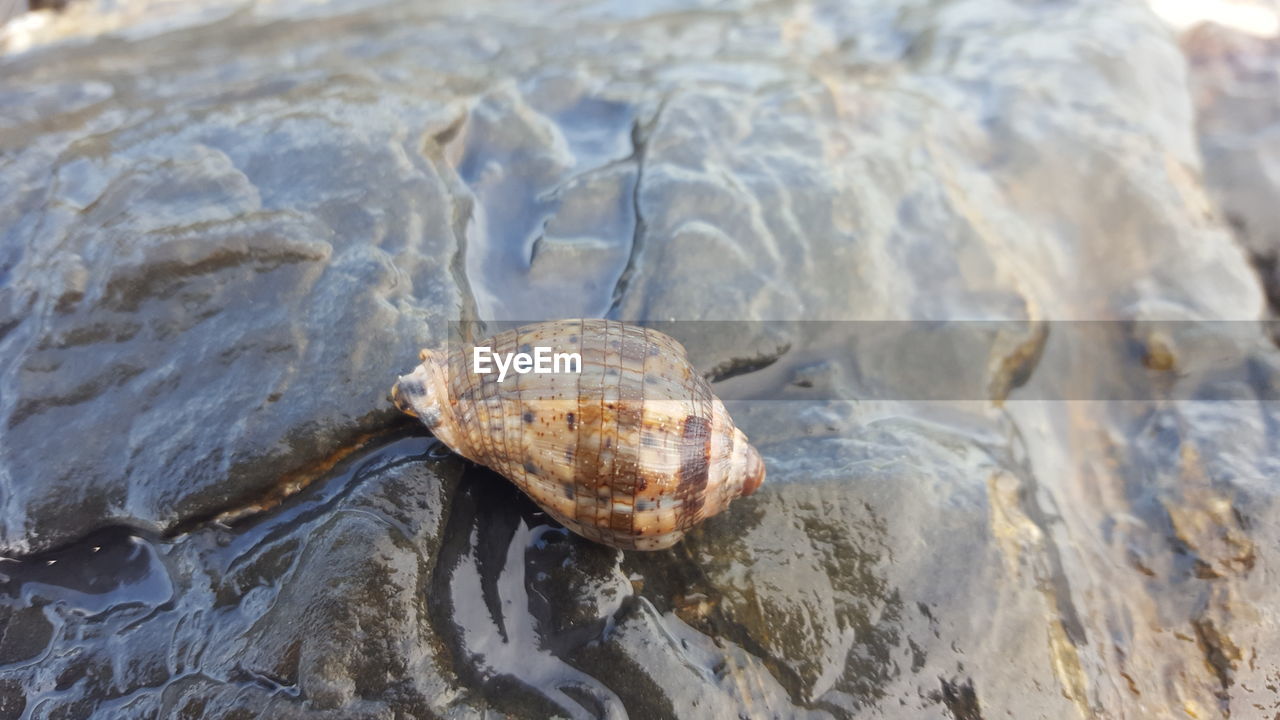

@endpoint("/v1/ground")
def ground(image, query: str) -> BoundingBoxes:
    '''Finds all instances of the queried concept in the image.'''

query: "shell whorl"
[392,319,765,550]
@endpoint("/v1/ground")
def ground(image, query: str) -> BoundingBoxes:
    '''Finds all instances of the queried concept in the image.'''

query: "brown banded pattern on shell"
[391,319,765,550]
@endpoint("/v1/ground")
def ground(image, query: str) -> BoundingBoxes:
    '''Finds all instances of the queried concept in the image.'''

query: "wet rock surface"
[1,434,474,718]
[2,0,1279,718]
[1183,22,1280,309]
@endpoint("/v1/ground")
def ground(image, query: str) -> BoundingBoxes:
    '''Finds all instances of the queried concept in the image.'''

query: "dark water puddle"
[0,431,437,658]
[0,528,173,619]
[428,465,627,718]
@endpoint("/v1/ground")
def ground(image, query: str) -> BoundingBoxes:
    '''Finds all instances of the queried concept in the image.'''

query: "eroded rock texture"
[1,0,1278,718]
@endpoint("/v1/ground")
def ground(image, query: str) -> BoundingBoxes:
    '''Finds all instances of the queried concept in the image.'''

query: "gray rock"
[0,23,464,553]
[1183,23,1280,305]
[1184,23,1280,251]
[0,436,479,718]
[1,0,1278,718]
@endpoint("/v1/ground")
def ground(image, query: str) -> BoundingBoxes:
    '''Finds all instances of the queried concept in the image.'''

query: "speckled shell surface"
[392,319,765,550]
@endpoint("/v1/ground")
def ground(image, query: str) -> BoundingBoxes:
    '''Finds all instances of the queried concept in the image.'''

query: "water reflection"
[0,528,172,618]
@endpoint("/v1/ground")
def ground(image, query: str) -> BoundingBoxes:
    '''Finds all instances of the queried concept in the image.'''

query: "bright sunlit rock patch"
[1149,0,1279,36]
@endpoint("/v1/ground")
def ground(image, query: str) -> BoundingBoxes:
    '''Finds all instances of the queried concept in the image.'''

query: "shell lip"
[741,445,765,496]
[390,379,418,417]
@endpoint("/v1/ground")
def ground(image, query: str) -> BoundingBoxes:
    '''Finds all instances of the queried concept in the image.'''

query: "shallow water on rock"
[0,432,866,717]
[2,0,1280,717]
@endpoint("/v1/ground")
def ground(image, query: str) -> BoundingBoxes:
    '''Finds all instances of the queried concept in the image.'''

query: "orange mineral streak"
[214,431,381,525]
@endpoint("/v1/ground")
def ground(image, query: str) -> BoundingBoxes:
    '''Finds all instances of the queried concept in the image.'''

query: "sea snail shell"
[391,319,765,550]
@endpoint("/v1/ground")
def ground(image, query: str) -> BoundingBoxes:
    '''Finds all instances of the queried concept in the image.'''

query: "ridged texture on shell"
[392,319,765,550]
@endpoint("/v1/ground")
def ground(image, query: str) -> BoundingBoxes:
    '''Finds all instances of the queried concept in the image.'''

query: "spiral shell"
[391,319,765,550]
